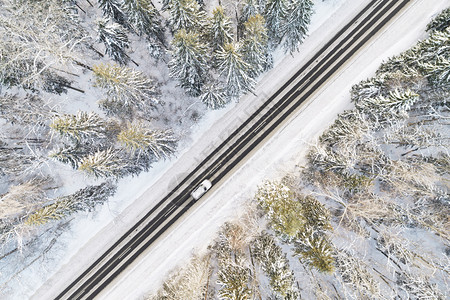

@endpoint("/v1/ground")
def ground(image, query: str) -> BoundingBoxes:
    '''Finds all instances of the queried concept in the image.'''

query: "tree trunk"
[73,60,93,71]
[75,2,86,13]
[62,84,85,93]
[124,52,140,67]
[50,67,80,77]
[89,45,105,57]
[401,147,419,156]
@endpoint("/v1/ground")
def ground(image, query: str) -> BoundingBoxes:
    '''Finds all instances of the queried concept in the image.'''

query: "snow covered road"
[31,0,449,299]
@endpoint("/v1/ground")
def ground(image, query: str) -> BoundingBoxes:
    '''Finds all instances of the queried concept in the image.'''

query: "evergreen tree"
[238,0,260,40]
[263,0,288,44]
[241,14,270,78]
[351,76,386,103]
[49,144,88,169]
[216,258,252,300]
[167,0,206,32]
[282,0,313,54]
[117,123,177,160]
[257,0,267,14]
[355,89,419,124]
[426,7,450,32]
[93,63,159,115]
[319,110,372,151]
[147,40,164,60]
[215,43,256,99]
[240,0,261,25]
[252,232,300,298]
[255,180,305,238]
[294,227,334,273]
[50,111,108,142]
[25,181,116,226]
[96,18,130,65]
[122,0,164,41]
[377,28,450,81]
[301,195,332,232]
[78,148,130,178]
[169,29,209,96]
[207,6,233,51]
[97,0,127,25]
[420,55,450,84]
[200,81,228,109]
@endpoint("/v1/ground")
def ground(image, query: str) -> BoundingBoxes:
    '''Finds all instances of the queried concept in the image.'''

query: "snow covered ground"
[25,0,449,299]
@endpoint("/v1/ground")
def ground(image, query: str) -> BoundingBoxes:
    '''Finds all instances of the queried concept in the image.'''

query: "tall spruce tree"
[215,43,255,99]
[252,232,300,298]
[200,81,228,109]
[49,144,88,169]
[169,29,209,96]
[354,89,419,124]
[78,148,131,178]
[263,0,288,44]
[122,0,164,42]
[25,181,117,226]
[377,27,450,84]
[240,0,261,24]
[420,55,450,84]
[294,227,335,273]
[96,18,130,65]
[97,0,127,25]
[207,6,233,51]
[167,0,206,32]
[117,123,177,160]
[50,111,108,142]
[216,258,252,300]
[241,14,269,78]
[93,63,159,115]
[282,0,313,54]
[426,7,450,32]
[255,180,305,239]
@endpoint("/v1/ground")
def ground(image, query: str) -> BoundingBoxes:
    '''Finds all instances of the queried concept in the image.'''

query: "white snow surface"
[23,0,449,299]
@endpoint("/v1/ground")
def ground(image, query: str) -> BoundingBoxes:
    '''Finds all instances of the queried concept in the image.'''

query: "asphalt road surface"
[56,0,412,298]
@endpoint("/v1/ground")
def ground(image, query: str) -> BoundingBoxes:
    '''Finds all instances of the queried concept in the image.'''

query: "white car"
[191,179,212,200]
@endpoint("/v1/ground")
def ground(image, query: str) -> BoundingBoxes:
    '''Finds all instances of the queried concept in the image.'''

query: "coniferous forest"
[0,0,314,296]
[0,0,448,298]
[149,8,449,299]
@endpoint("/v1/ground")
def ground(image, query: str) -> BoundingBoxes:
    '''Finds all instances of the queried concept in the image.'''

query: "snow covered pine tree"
[215,43,255,99]
[207,6,233,51]
[282,0,313,54]
[169,29,209,96]
[96,18,130,65]
[93,63,159,116]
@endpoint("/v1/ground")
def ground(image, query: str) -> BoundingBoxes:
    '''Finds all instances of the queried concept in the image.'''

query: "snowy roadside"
[29,0,448,299]
[26,1,348,299]
[97,0,449,299]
